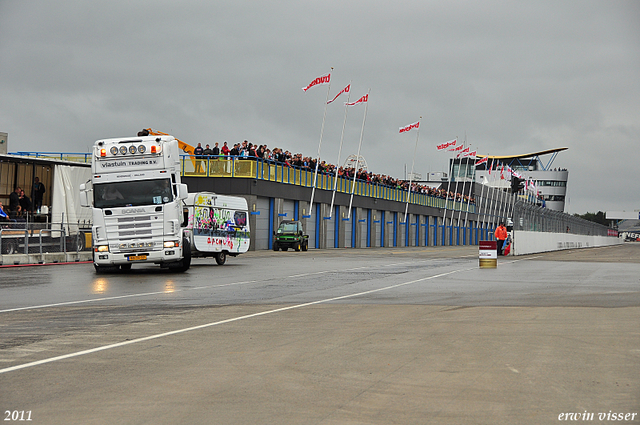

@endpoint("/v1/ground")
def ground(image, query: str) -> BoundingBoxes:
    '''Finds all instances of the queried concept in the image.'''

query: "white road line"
[0,265,475,375]
[0,259,446,313]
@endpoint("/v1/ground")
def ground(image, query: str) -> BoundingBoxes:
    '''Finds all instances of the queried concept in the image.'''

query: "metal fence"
[512,200,610,236]
[0,220,92,256]
[472,185,612,237]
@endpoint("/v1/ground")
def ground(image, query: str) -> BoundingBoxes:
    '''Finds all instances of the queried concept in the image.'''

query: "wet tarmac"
[1,244,639,424]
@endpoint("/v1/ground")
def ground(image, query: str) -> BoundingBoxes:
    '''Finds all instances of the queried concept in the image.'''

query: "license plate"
[128,255,147,261]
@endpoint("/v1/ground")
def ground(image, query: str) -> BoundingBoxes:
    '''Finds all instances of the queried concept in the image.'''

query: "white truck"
[80,134,250,273]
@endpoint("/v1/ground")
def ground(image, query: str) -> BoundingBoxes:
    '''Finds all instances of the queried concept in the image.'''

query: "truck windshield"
[94,179,173,208]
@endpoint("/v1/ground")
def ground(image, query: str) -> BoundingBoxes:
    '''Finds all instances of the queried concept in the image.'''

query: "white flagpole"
[487,161,498,232]
[329,81,351,218]
[456,138,469,226]
[476,157,488,239]
[491,165,502,229]
[480,159,491,231]
[309,67,333,215]
[348,89,370,219]
[496,166,506,226]
[500,167,511,223]
[449,141,463,234]
[403,117,421,223]
[463,151,477,228]
[440,146,456,242]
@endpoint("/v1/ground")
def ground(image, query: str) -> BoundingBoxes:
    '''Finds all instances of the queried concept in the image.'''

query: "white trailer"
[183,192,250,265]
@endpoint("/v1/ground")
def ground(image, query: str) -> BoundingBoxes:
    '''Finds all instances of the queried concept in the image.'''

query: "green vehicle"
[273,220,309,252]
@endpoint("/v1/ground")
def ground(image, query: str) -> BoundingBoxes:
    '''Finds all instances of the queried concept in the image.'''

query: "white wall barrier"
[512,230,622,256]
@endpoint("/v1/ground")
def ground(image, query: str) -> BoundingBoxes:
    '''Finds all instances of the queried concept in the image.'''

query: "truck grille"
[104,214,164,241]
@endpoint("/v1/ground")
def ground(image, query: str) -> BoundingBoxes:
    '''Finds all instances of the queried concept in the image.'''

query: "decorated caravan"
[183,192,250,265]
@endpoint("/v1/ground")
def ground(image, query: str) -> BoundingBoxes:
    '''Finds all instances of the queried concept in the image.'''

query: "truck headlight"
[96,245,109,252]
[164,241,179,248]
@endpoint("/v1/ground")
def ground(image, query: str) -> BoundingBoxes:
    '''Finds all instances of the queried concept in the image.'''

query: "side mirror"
[79,183,90,207]
[178,184,188,200]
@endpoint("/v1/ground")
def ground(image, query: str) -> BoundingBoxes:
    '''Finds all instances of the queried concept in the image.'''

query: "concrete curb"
[0,252,93,267]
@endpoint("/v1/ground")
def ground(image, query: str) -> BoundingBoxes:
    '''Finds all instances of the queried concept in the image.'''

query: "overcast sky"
[1,0,638,214]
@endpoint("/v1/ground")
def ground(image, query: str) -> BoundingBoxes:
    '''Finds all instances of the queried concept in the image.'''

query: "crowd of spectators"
[194,139,475,205]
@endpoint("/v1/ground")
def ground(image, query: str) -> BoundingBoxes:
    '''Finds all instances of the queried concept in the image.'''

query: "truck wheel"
[294,242,301,252]
[3,240,18,255]
[272,243,279,251]
[215,251,226,265]
[170,238,191,272]
[302,241,308,251]
[73,234,85,251]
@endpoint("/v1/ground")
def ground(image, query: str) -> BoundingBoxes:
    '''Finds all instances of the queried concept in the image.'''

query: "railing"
[180,155,475,213]
[9,151,92,164]
[512,200,611,237]
[0,220,91,257]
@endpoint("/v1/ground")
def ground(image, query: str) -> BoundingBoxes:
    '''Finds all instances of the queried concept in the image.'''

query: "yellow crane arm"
[145,128,196,155]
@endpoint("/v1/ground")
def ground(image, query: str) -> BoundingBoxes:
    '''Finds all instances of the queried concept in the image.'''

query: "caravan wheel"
[215,251,226,265]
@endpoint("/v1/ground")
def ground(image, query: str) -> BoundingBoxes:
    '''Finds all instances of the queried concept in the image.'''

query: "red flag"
[346,93,368,106]
[436,139,456,151]
[302,73,331,92]
[456,147,470,158]
[463,150,477,158]
[399,120,420,133]
[327,84,350,104]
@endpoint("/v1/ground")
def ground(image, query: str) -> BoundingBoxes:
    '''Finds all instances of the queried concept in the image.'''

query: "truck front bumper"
[93,248,183,266]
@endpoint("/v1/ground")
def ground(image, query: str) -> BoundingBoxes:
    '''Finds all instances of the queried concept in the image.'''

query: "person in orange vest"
[495,223,508,256]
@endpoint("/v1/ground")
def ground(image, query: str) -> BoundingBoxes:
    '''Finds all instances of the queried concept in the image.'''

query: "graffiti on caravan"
[100,159,159,169]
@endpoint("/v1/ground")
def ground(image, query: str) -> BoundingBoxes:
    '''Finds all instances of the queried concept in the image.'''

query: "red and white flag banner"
[456,147,470,158]
[463,150,477,158]
[449,144,465,152]
[302,73,331,92]
[327,84,350,104]
[346,93,368,106]
[399,120,420,133]
[476,156,488,166]
[436,139,457,151]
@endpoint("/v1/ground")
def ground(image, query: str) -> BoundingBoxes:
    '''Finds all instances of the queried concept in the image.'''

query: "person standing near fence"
[193,143,204,173]
[9,187,21,216]
[32,177,46,212]
[495,222,508,256]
